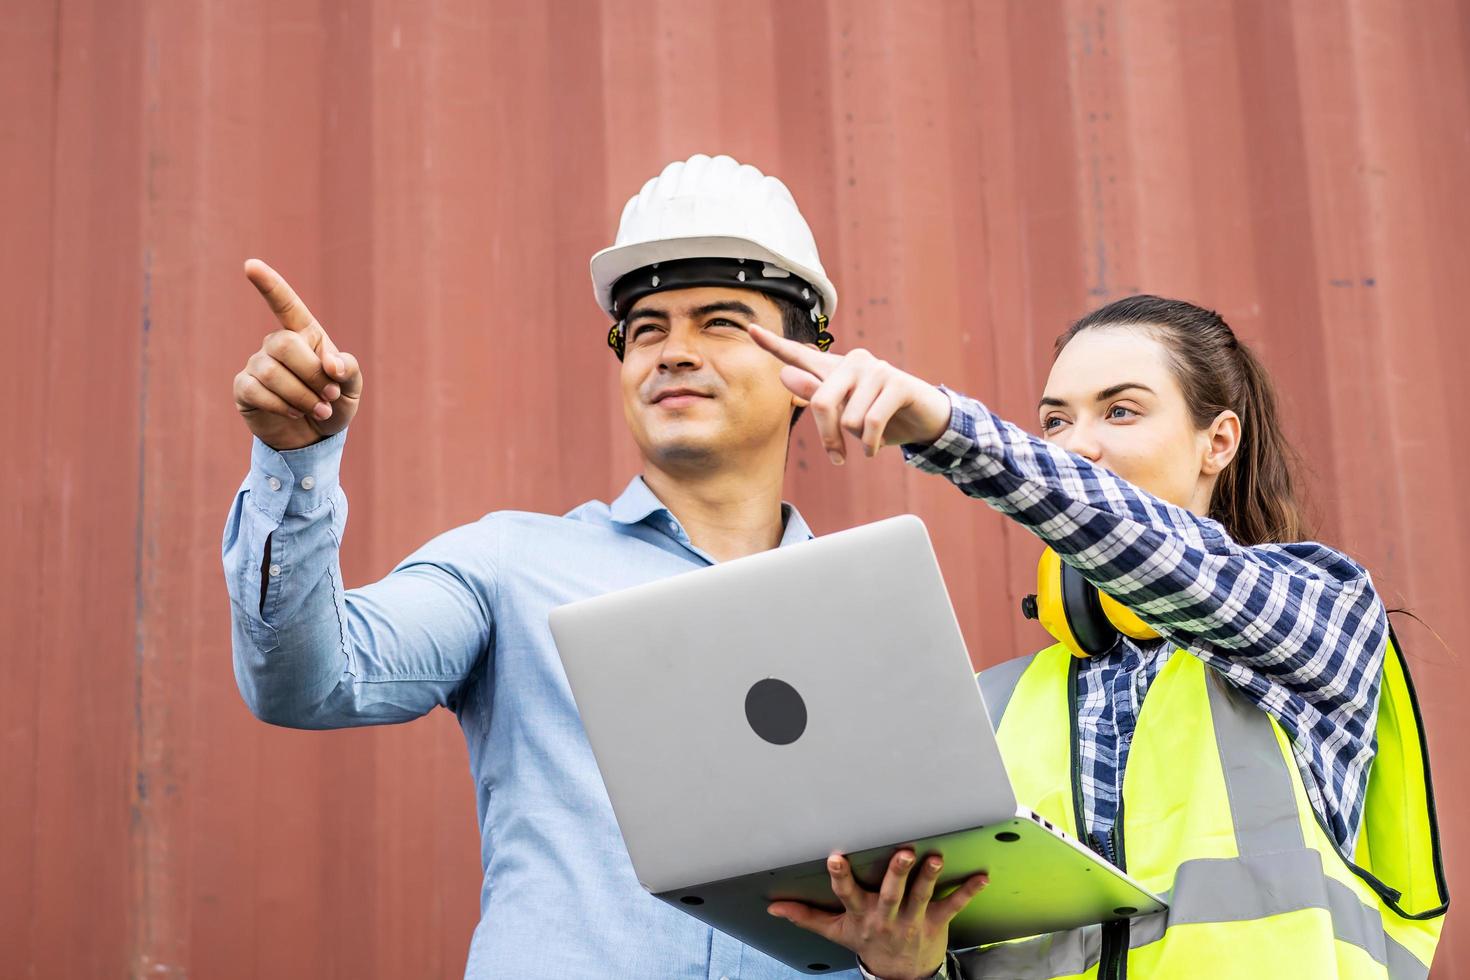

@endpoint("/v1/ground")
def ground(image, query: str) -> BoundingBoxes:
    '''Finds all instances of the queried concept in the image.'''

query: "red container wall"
[2,1,1465,976]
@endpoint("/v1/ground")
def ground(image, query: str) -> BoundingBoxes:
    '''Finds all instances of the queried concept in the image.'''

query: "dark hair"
[1057,295,1308,545]
[771,293,820,427]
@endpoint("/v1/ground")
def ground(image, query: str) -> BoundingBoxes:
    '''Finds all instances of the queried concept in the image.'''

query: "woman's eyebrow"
[1038,382,1156,411]
[1096,382,1156,400]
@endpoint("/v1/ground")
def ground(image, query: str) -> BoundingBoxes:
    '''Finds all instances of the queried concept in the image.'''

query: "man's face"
[619,287,799,470]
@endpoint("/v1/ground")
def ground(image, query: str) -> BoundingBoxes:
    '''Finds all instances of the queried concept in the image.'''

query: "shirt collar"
[608,476,814,547]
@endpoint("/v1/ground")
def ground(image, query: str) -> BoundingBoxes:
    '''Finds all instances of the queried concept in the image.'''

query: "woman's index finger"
[748,322,839,380]
[244,258,321,335]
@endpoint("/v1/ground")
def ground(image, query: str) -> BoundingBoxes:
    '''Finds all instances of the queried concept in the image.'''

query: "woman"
[749,295,1446,980]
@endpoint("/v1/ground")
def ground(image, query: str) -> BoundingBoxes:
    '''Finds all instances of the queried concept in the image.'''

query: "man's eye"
[706,318,741,329]
[631,324,664,341]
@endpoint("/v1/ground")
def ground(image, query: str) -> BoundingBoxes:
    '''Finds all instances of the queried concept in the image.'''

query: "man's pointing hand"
[233,259,363,451]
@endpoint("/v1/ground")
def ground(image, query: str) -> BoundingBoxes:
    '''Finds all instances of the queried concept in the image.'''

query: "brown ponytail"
[1057,295,1309,546]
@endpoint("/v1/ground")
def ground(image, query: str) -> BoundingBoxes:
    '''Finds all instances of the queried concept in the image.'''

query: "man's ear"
[1201,410,1242,476]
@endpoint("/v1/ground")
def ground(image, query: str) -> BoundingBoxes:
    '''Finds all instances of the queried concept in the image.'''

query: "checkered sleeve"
[904,388,1388,849]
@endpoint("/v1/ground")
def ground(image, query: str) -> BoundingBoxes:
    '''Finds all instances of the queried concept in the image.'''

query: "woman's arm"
[908,388,1385,655]
[745,325,1386,849]
[905,388,1387,848]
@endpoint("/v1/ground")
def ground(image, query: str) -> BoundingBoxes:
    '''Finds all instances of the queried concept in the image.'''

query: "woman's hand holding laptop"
[767,849,988,980]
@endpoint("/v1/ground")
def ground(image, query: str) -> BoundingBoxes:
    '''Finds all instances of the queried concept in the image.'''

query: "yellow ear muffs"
[1021,548,1159,658]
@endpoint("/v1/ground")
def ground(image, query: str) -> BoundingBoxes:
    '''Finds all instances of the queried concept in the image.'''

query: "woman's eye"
[1041,416,1066,433]
[1107,405,1138,420]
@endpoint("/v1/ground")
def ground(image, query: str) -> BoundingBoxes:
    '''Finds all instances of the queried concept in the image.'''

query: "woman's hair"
[1056,295,1309,545]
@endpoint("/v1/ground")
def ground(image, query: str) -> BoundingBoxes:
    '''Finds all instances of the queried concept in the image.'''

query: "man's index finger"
[244,258,320,335]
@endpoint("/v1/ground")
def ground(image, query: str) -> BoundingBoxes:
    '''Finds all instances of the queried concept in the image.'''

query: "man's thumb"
[333,351,363,398]
[318,334,346,379]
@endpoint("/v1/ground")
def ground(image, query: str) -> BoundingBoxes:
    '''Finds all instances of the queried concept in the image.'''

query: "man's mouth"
[651,388,714,406]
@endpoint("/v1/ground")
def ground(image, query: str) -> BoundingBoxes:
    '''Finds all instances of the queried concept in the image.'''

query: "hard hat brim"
[590,235,838,320]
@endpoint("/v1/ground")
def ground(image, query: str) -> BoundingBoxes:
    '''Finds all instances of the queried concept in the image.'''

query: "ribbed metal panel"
[3,0,1464,975]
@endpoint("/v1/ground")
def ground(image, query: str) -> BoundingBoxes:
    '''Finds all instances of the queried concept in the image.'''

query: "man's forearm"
[224,432,353,727]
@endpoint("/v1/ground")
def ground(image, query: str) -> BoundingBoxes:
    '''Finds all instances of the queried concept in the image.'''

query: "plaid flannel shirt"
[903,389,1387,852]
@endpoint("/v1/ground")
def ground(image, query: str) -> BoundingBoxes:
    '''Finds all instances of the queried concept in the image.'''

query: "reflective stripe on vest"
[963,636,1447,979]
[978,651,1034,726]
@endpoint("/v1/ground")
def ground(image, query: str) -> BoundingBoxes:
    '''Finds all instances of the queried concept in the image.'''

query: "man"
[224,154,955,978]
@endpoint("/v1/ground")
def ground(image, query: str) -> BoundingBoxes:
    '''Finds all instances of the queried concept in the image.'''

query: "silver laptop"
[549,515,1165,974]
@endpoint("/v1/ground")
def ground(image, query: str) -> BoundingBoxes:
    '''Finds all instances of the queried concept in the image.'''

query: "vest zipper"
[1069,657,1130,980]
[1100,803,1130,979]
[1066,658,1087,841]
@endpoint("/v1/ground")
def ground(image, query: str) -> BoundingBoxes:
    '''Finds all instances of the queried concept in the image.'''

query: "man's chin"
[647,437,723,470]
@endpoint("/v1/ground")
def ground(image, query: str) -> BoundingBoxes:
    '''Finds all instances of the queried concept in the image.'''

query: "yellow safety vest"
[965,631,1447,979]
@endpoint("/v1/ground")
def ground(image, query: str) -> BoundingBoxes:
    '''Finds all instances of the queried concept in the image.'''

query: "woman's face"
[1039,325,1239,515]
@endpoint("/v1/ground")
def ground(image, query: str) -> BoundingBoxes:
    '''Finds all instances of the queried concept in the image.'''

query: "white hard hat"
[590,154,838,325]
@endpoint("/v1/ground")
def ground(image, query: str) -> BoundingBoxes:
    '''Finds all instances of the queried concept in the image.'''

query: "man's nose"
[658,329,703,372]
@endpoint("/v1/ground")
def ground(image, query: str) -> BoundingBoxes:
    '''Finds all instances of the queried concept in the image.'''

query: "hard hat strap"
[606,257,833,361]
[607,311,833,361]
[610,257,822,318]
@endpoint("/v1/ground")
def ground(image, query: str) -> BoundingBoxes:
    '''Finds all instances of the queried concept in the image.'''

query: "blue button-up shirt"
[222,430,858,979]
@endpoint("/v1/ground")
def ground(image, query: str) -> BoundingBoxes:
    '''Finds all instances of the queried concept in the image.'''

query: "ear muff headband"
[1060,561,1120,657]
[1097,589,1157,643]
[1022,548,1160,658]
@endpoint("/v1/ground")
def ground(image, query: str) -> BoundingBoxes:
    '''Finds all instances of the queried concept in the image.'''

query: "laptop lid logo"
[744,678,807,745]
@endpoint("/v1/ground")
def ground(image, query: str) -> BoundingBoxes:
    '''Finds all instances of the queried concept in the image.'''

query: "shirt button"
[268,563,282,577]
[301,476,316,490]
[267,476,281,491]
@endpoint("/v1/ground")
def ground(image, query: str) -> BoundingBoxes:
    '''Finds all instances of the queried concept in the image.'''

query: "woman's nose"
[1062,423,1104,463]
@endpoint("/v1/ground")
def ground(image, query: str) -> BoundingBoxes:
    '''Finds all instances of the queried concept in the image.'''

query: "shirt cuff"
[856,955,952,980]
[900,386,1000,476]
[244,430,347,523]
